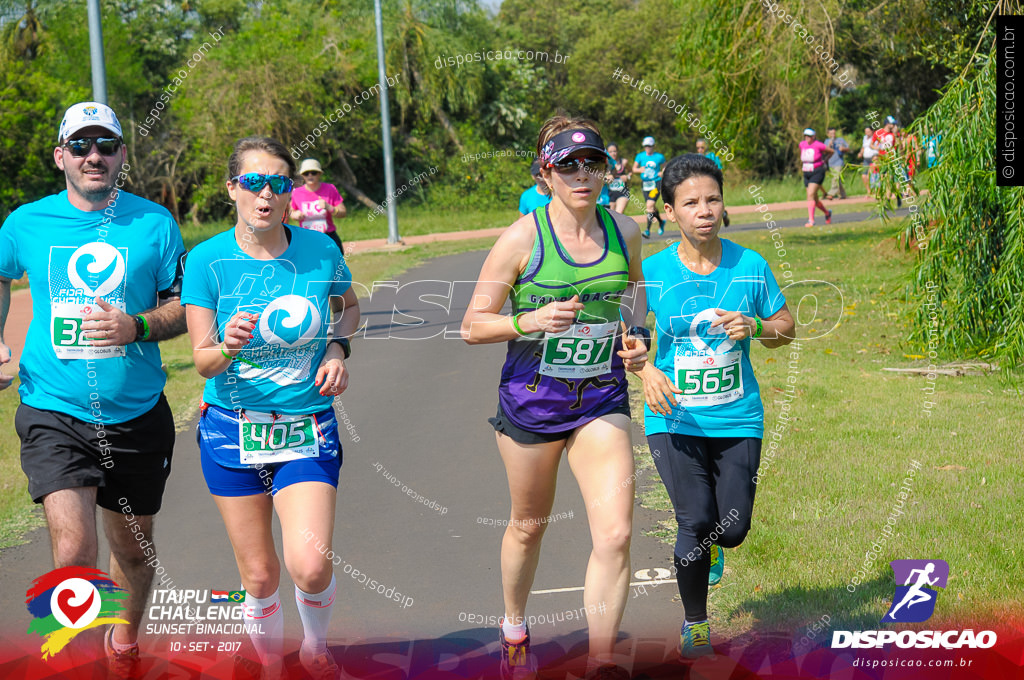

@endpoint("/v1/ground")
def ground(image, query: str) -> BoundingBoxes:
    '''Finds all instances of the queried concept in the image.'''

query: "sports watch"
[328,338,351,359]
[134,315,150,342]
[626,325,651,350]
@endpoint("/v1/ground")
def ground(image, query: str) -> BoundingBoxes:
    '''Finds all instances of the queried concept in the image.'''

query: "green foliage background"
[0,0,1012,362]
[1,0,984,219]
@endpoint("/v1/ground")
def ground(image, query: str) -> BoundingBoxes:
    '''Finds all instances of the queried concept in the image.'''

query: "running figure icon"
[883,559,949,623]
[887,563,939,620]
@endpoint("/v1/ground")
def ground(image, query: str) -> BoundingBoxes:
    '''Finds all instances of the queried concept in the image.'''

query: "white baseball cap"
[642,136,656,147]
[803,128,816,136]
[58,102,123,142]
[299,158,323,174]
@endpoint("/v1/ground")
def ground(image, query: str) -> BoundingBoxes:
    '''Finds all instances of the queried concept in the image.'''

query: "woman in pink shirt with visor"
[290,158,347,253]
[798,128,833,228]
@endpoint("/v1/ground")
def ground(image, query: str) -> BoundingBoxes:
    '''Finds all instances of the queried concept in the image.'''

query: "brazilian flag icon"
[228,591,246,603]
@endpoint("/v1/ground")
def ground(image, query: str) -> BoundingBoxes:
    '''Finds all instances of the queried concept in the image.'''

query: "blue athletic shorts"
[197,402,342,497]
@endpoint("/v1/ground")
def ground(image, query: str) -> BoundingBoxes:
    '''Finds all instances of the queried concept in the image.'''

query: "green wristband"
[511,312,528,336]
[753,317,763,339]
[221,343,262,369]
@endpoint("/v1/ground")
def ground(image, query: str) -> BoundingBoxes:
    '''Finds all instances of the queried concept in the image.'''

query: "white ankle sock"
[502,615,527,640]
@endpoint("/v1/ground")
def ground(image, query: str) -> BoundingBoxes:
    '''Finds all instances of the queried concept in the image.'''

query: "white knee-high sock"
[242,590,284,666]
[295,574,336,656]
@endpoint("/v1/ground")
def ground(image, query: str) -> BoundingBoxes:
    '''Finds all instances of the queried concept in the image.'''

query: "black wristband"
[328,338,351,359]
[134,315,150,342]
[627,325,651,350]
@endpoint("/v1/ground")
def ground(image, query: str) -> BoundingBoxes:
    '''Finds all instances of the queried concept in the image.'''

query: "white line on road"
[531,578,676,595]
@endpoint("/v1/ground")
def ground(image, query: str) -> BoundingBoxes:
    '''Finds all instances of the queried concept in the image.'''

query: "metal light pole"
[373,0,400,244]
[86,0,108,104]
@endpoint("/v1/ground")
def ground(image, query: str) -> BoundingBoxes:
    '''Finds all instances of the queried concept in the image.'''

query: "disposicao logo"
[883,559,947,623]
[832,559,996,650]
[26,567,128,659]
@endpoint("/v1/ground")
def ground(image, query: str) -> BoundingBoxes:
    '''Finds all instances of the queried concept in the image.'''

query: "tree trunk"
[432,105,464,153]
[337,180,379,210]
[409,65,464,152]
[333,149,379,209]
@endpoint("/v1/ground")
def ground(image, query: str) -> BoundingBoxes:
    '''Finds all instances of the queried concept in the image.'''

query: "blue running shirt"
[519,186,552,215]
[634,152,666,193]
[0,191,185,423]
[642,239,785,438]
[181,226,351,415]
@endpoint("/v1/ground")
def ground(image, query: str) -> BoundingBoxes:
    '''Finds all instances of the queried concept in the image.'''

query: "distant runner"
[632,136,666,238]
[824,127,848,200]
[695,139,722,170]
[798,128,832,227]
[605,144,631,214]
[871,116,902,207]
[290,158,347,254]
[518,160,552,216]
[858,126,877,193]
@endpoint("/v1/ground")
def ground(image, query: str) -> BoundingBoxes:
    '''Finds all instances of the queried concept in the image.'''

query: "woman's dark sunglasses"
[232,173,294,194]
[64,137,122,157]
[551,156,607,174]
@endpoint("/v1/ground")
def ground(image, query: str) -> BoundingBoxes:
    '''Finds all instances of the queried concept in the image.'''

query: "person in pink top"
[798,128,833,228]
[290,158,347,253]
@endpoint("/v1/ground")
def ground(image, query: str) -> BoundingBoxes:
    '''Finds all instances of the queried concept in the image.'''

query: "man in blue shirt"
[0,102,186,677]
[825,127,849,199]
[632,136,666,238]
[518,159,552,215]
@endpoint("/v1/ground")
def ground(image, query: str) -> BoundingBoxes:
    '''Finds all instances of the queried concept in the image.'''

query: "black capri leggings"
[646,432,761,622]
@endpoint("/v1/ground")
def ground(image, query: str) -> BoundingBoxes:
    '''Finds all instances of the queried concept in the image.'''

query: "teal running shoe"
[680,620,714,658]
[708,544,724,586]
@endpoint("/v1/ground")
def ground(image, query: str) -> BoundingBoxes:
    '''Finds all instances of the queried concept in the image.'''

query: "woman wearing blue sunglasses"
[181,136,360,680]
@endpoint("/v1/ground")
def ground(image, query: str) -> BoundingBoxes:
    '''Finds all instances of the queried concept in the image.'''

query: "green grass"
[629,221,1023,638]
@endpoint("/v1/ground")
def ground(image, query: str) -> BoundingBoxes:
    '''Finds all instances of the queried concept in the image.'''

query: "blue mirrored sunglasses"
[232,173,293,194]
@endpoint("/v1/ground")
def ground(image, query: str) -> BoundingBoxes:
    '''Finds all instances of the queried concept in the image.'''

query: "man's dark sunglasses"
[64,137,122,157]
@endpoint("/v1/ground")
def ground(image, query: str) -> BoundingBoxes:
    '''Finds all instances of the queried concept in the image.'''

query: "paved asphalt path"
[0,207,898,678]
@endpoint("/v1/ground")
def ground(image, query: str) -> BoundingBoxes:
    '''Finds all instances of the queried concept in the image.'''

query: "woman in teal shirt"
[639,154,795,658]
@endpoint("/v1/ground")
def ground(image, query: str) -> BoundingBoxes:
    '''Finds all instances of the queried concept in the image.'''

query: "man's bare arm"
[142,297,187,341]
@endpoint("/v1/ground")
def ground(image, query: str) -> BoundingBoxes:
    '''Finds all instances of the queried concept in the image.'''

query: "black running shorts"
[16,393,175,515]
